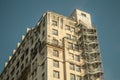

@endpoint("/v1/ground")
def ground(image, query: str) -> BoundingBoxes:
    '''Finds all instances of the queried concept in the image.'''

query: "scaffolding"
[77,24,104,80]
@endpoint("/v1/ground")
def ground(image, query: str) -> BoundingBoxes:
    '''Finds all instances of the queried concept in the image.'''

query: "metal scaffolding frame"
[76,24,104,80]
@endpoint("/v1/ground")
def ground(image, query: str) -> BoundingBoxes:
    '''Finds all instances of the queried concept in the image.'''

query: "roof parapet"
[17,42,20,47]
[37,22,40,26]
[26,28,31,33]
[12,49,16,54]
[22,35,25,40]
[9,56,12,61]
[4,62,8,67]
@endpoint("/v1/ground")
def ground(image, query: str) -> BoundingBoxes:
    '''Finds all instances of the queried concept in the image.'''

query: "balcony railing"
[86,58,101,64]
[87,68,103,74]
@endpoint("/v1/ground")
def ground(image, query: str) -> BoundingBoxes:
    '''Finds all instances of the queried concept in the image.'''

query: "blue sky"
[0,0,120,80]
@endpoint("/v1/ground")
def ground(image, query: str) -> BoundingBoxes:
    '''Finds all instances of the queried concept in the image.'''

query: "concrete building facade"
[0,9,103,80]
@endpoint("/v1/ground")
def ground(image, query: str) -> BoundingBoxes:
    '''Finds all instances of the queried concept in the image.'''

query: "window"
[81,13,86,17]
[25,48,29,56]
[70,74,75,80]
[12,78,14,80]
[16,61,20,68]
[11,67,15,76]
[53,50,59,57]
[41,62,45,70]
[52,39,58,45]
[42,31,45,38]
[70,63,75,70]
[32,59,37,70]
[66,33,71,39]
[26,57,28,64]
[52,20,57,26]
[52,29,58,35]
[21,64,24,71]
[31,37,34,45]
[76,65,81,72]
[53,71,60,78]
[16,70,19,76]
[72,36,77,41]
[53,60,59,68]
[18,50,21,55]
[42,73,45,80]
[71,27,75,33]
[41,52,45,59]
[68,42,73,49]
[43,22,45,27]
[42,18,45,27]
[6,75,9,80]
[65,25,70,30]
[76,76,81,80]
[32,68,37,79]
[75,55,80,61]
[69,53,74,60]
[74,44,79,50]
[34,68,37,76]
[21,54,24,62]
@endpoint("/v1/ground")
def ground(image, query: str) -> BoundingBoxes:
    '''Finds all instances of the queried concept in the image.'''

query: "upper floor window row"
[65,25,75,33]
[69,63,81,72]
[52,21,75,32]
[70,74,81,80]
[66,33,77,41]
[68,42,79,51]
[69,53,80,62]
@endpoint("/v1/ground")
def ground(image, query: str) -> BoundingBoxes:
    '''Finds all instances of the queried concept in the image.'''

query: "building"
[0,9,104,80]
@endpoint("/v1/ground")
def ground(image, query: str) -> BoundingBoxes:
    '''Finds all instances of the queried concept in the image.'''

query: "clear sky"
[0,0,120,80]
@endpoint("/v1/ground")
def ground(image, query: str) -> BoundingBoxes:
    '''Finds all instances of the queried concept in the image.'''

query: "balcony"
[87,68,103,74]
[78,35,98,44]
[89,74,104,80]
[86,58,102,64]
[83,72,103,80]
